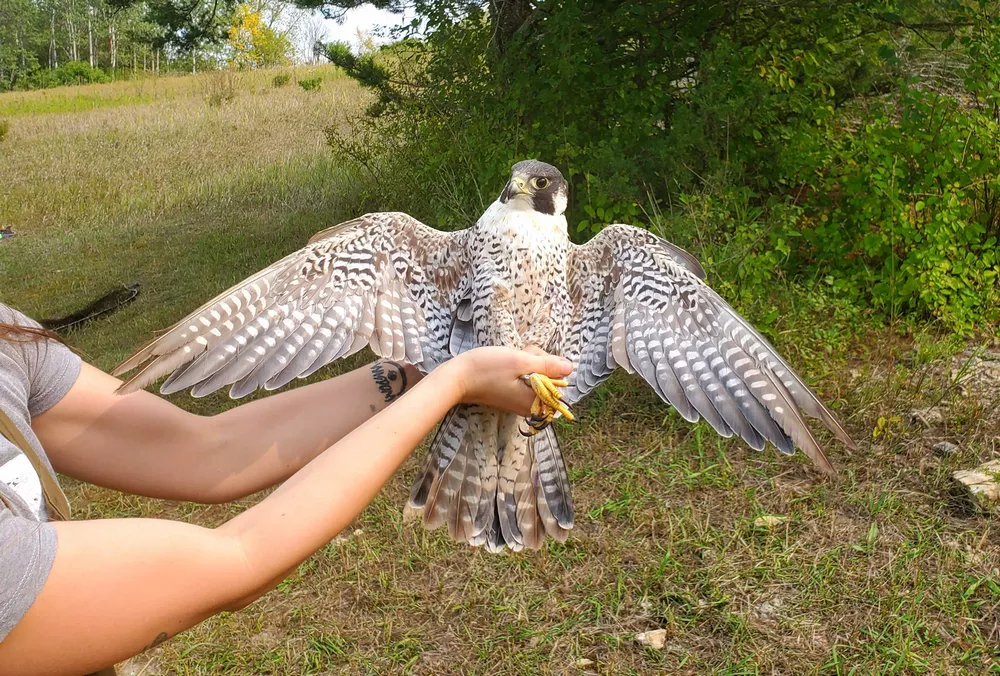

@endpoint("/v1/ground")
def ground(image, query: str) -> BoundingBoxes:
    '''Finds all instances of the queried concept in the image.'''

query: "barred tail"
[408,405,574,552]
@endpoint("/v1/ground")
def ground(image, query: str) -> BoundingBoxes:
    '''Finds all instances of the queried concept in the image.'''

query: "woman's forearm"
[217,362,461,581]
[36,359,424,504]
[194,360,423,502]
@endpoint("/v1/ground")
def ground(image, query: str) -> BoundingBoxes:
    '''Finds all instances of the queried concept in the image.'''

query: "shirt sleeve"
[0,508,57,641]
[0,305,82,417]
[24,337,82,418]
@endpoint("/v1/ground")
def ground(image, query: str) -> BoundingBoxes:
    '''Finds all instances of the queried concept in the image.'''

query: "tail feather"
[409,406,471,527]
[445,436,473,541]
[470,419,500,546]
[497,419,527,550]
[484,498,506,553]
[515,444,546,550]
[533,425,574,529]
[408,406,574,553]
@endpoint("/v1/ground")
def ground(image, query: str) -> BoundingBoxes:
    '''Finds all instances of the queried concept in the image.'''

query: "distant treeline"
[0,0,242,92]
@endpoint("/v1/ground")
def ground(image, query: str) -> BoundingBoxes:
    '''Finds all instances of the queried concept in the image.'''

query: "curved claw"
[520,414,551,437]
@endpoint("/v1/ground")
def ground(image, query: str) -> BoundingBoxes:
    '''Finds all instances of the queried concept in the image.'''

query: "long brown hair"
[0,323,67,345]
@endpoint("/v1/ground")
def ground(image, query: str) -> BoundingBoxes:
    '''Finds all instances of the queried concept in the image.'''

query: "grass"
[2,72,999,674]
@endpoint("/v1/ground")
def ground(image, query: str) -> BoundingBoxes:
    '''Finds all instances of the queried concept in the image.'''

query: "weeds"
[203,68,241,107]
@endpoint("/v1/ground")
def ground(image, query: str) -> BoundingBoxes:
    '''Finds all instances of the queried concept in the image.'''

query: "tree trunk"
[67,0,78,63]
[192,47,197,74]
[109,20,116,71]
[87,9,94,67]
[49,8,58,69]
[488,0,534,56]
[16,23,26,69]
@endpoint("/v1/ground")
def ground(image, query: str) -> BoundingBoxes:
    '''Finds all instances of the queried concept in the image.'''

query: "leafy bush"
[298,77,322,91]
[782,84,1000,331]
[272,73,290,87]
[0,120,8,143]
[26,61,110,89]
[325,0,1000,332]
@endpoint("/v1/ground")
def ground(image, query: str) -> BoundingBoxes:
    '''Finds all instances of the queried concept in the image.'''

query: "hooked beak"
[500,176,530,203]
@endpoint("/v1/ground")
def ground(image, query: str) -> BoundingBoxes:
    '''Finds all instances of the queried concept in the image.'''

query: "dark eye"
[531,177,550,190]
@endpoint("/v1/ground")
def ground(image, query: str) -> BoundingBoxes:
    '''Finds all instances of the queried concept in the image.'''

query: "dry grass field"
[0,69,998,675]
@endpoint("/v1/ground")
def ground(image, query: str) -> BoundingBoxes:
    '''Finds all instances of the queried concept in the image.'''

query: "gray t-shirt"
[0,303,82,641]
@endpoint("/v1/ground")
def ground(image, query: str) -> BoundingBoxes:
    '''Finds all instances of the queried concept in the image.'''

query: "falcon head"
[499,160,568,216]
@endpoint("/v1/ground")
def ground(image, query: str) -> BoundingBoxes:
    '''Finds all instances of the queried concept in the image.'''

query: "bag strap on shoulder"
[0,406,71,521]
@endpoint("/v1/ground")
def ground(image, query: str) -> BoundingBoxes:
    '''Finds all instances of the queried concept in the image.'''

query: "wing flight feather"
[561,224,854,474]
[114,212,469,397]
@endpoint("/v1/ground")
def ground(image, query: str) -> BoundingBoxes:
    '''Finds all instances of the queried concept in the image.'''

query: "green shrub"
[782,85,1000,331]
[27,61,110,89]
[298,77,322,92]
[271,73,291,88]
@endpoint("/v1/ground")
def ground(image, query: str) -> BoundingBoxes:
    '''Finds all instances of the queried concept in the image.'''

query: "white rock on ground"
[635,629,668,650]
[952,460,1000,512]
[753,515,789,530]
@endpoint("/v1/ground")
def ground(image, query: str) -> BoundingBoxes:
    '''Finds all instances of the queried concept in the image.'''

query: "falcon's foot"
[519,373,575,437]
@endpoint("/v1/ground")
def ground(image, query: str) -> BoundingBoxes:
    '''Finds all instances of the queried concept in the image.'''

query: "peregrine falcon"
[114,160,855,552]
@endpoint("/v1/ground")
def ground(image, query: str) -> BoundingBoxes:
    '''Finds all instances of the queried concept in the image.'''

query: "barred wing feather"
[561,224,855,474]
[113,212,469,397]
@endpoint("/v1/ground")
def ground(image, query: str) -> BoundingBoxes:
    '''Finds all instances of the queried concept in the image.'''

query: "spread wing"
[560,224,855,474]
[113,212,470,397]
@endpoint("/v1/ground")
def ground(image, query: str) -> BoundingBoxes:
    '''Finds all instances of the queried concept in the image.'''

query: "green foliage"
[324,40,397,114]
[324,0,1000,332]
[784,84,1000,331]
[325,41,354,67]
[298,77,322,91]
[0,119,8,143]
[272,73,291,88]
[0,0,215,92]
[26,62,111,89]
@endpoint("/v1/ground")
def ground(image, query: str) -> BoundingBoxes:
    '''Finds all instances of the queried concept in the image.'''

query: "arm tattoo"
[371,360,408,403]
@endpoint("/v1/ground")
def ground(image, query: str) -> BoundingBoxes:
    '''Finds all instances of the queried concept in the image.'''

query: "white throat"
[479,197,569,237]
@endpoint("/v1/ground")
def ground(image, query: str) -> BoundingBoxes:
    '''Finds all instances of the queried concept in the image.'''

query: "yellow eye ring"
[531,177,550,190]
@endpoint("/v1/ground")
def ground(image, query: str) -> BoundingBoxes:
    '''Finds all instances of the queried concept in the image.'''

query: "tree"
[0,0,235,91]
[301,13,327,62]
[228,1,293,68]
[0,0,42,89]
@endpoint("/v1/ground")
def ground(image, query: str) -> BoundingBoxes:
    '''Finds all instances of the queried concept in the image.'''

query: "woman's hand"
[443,346,574,416]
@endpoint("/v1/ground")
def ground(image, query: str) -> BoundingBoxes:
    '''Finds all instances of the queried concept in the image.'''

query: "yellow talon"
[530,397,543,417]
[527,373,575,422]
